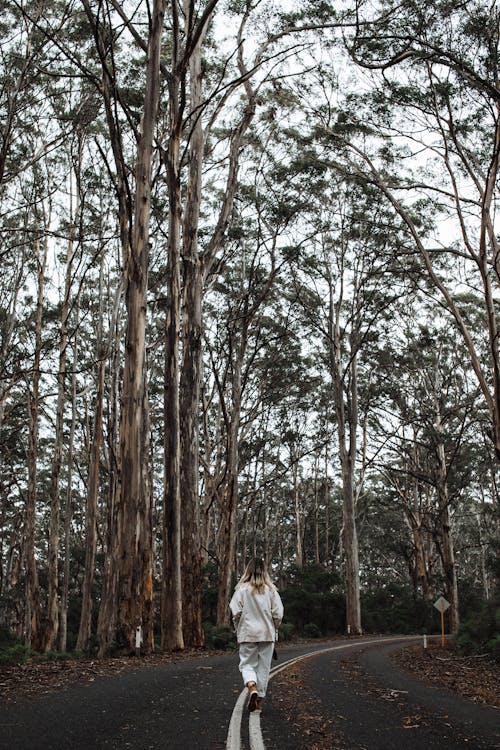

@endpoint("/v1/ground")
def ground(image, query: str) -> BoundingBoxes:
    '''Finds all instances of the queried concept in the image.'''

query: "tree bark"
[327,279,362,635]
[24,216,48,650]
[59,302,79,653]
[115,0,164,653]
[97,285,122,656]
[161,41,184,649]
[434,409,459,634]
[44,134,82,652]
[76,354,105,652]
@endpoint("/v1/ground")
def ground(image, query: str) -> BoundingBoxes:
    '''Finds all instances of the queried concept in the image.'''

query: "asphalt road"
[1,637,498,750]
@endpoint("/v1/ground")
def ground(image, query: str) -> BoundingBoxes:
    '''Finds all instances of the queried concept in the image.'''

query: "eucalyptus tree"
[25,165,52,650]
[280,157,412,632]
[375,311,484,632]
[342,0,500,463]
[202,237,303,622]
[158,0,345,645]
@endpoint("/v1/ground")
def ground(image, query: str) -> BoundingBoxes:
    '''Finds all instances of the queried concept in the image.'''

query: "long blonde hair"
[237,558,276,594]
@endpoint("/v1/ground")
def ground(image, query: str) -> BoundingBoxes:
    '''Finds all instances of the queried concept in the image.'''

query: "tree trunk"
[292,458,303,568]
[24,219,47,650]
[177,0,210,648]
[215,350,243,626]
[328,285,362,635]
[96,294,121,656]
[76,355,105,652]
[161,63,184,651]
[44,136,82,651]
[59,303,79,653]
[115,0,164,653]
[435,430,459,633]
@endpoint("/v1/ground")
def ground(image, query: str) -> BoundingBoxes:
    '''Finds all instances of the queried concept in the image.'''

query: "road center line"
[226,688,246,750]
[225,635,425,750]
[249,712,265,750]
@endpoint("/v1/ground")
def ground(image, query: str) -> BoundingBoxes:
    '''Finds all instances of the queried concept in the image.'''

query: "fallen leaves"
[392,643,500,708]
[0,648,222,704]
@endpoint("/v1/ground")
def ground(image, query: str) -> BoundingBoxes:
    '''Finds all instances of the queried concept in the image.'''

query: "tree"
[344,0,500,462]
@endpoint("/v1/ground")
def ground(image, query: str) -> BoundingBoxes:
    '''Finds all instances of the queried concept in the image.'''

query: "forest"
[0,0,499,659]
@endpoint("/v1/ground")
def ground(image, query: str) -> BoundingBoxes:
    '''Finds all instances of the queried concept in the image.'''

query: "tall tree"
[345,0,500,461]
[114,0,165,654]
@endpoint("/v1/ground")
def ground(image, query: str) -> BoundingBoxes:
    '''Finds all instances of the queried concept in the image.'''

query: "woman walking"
[229,558,284,712]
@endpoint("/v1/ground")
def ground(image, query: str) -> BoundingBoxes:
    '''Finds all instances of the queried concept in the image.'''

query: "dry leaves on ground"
[392,643,500,708]
[0,649,219,704]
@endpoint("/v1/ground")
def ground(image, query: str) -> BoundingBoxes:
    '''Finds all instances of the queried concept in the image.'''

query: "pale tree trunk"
[162,0,219,649]
[434,414,459,634]
[411,434,432,600]
[0,235,24,633]
[82,0,131,657]
[162,59,184,651]
[215,343,243,626]
[292,458,303,568]
[76,353,105,652]
[44,135,82,651]
[476,510,490,600]
[115,0,164,653]
[392,430,432,600]
[213,247,277,623]
[328,282,362,635]
[25,215,48,650]
[59,303,79,653]
[97,287,122,656]
[179,17,205,642]
[324,444,330,564]
[77,236,107,653]
[200,378,220,566]
[313,457,320,565]
[187,13,261,635]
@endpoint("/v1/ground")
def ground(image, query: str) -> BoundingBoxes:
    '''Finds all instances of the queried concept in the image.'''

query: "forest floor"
[0,638,498,708]
[392,641,499,708]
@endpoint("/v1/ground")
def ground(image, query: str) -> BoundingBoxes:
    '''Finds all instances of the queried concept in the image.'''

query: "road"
[1,636,498,750]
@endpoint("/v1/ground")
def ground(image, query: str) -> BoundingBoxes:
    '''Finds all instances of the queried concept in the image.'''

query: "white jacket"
[229,582,284,643]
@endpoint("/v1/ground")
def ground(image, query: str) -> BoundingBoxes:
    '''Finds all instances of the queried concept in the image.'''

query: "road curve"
[245,636,499,750]
[226,635,426,750]
[1,636,498,750]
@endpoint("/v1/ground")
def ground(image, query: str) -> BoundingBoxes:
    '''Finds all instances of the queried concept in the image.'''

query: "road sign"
[433,596,450,646]
[433,596,450,613]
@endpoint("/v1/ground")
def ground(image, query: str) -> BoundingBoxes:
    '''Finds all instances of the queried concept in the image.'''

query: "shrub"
[278,622,295,641]
[281,564,345,636]
[303,622,321,638]
[455,597,500,660]
[361,583,434,634]
[0,643,30,666]
[203,623,236,650]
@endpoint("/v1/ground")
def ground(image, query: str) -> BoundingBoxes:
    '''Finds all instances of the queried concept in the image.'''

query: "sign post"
[433,596,450,646]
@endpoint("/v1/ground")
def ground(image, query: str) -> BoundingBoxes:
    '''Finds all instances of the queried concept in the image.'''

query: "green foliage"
[278,622,295,641]
[361,584,435,634]
[203,623,236,650]
[303,622,321,638]
[0,643,30,665]
[282,565,345,635]
[201,562,221,625]
[455,596,500,660]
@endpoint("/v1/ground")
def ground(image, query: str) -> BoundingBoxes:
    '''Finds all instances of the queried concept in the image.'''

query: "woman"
[229,558,284,712]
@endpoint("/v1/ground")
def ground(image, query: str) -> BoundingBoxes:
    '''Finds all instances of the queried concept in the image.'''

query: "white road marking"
[225,634,427,750]
[226,687,246,750]
[249,711,265,750]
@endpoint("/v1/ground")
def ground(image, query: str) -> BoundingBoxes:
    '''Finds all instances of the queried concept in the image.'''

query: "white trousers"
[238,641,274,697]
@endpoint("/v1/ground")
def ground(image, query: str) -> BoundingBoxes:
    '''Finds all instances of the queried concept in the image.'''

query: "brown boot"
[256,697,264,712]
[247,682,258,712]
